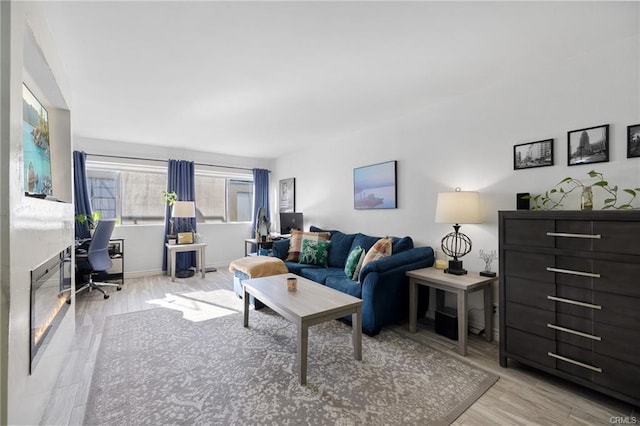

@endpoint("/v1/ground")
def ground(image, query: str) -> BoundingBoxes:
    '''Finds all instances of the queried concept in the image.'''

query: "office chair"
[75,219,122,299]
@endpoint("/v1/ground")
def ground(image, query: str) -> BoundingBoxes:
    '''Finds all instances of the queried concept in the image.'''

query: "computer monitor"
[280,212,303,235]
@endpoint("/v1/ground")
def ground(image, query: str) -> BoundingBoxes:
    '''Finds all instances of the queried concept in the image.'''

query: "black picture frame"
[513,139,553,170]
[567,124,609,166]
[627,124,640,158]
[279,178,295,212]
[353,160,397,209]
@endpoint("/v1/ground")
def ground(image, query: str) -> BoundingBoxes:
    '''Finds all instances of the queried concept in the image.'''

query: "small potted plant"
[75,212,101,235]
[525,170,640,210]
[163,191,178,244]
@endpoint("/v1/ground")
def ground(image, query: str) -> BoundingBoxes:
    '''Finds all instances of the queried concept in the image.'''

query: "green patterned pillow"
[299,239,330,267]
[344,246,364,278]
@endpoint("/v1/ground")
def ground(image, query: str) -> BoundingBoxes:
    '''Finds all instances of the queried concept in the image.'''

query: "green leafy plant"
[75,212,102,230]
[526,170,640,210]
[162,191,178,206]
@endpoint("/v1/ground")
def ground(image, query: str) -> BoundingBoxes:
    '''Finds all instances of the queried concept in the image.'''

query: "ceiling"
[37,1,637,159]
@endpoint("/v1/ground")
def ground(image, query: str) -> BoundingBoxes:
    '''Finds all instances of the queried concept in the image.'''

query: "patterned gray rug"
[85,289,498,425]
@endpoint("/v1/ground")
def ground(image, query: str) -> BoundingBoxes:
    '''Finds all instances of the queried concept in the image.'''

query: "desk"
[244,238,273,256]
[407,267,496,356]
[165,242,207,282]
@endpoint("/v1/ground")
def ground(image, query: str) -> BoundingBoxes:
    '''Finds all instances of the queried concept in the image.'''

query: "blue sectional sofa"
[271,226,434,336]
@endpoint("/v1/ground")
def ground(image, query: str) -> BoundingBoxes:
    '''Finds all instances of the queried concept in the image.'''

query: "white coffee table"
[242,273,363,385]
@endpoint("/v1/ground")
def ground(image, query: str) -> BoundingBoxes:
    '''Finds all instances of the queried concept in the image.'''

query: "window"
[86,162,253,224]
[195,174,253,222]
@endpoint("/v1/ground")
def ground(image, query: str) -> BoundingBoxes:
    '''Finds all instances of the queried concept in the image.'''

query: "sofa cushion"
[299,239,330,267]
[301,267,345,285]
[392,236,414,254]
[325,275,362,298]
[327,231,356,268]
[344,246,364,279]
[286,230,330,262]
[271,238,290,260]
[362,237,392,269]
[285,260,319,276]
[351,233,381,253]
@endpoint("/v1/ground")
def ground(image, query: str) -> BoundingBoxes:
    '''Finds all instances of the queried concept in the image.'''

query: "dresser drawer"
[594,354,640,401]
[505,327,556,368]
[553,257,640,298]
[594,291,640,327]
[553,341,596,381]
[504,250,555,283]
[593,322,640,366]
[504,276,554,311]
[551,220,640,256]
[505,302,554,339]
[503,219,555,248]
[593,221,640,256]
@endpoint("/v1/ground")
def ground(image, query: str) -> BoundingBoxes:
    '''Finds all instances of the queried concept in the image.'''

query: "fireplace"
[30,246,72,374]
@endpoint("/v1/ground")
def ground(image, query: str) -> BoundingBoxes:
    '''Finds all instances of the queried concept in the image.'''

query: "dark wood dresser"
[499,210,640,407]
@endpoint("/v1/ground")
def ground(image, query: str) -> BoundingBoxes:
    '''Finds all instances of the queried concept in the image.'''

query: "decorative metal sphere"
[441,231,472,259]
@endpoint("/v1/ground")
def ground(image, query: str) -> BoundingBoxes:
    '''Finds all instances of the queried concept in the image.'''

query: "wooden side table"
[406,267,496,356]
[165,242,207,282]
[244,238,273,256]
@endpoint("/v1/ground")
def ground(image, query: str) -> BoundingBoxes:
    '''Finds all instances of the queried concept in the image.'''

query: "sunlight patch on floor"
[146,289,246,322]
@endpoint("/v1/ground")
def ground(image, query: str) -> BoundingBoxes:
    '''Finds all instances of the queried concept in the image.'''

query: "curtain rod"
[85,153,269,172]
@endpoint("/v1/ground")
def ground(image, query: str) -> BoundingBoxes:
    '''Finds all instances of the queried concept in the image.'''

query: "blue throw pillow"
[327,231,356,268]
[271,239,290,260]
[392,236,414,253]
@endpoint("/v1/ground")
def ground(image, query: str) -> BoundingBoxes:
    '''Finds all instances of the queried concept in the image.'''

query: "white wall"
[74,137,272,273]
[273,4,640,335]
[1,2,75,424]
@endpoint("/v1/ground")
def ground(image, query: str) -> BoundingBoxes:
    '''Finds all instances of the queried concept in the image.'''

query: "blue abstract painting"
[353,161,397,209]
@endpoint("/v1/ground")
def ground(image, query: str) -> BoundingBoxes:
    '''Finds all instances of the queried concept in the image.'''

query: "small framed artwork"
[513,139,553,170]
[279,178,295,212]
[567,124,609,166]
[353,160,397,209]
[627,124,640,158]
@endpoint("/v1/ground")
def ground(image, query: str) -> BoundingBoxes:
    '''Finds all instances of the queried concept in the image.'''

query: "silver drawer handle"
[548,352,602,373]
[546,232,601,239]
[547,295,602,310]
[546,267,600,278]
[547,323,602,341]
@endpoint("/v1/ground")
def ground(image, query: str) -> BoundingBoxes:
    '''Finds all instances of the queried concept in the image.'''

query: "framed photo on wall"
[353,160,397,209]
[279,178,295,212]
[567,124,609,166]
[513,139,553,170]
[627,124,640,158]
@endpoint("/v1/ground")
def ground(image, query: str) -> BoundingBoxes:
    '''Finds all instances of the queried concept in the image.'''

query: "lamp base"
[445,259,467,275]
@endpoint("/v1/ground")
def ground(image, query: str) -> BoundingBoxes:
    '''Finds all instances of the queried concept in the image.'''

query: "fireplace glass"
[30,246,72,374]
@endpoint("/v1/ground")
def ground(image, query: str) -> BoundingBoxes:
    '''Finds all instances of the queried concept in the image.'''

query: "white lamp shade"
[172,201,196,218]
[435,191,481,224]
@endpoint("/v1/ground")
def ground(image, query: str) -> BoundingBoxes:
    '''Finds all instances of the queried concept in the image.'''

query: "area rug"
[85,289,498,425]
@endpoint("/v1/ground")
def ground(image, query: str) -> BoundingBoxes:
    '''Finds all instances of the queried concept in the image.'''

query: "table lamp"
[172,201,196,277]
[434,188,481,275]
[172,201,196,243]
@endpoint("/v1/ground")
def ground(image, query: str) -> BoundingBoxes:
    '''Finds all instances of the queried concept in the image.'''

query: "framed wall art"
[23,84,53,196]
[353,160,397,210]
[627,124,640,158]
[567,124,609,166]
[279,178,295,212]
[513,139,553,170]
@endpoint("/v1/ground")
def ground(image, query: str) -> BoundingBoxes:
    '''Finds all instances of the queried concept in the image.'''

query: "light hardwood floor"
[41,269,638,425]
